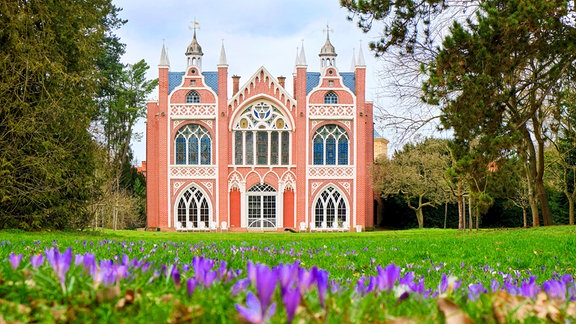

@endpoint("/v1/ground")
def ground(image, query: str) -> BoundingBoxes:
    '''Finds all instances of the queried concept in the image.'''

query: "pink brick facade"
[146,30,376,232]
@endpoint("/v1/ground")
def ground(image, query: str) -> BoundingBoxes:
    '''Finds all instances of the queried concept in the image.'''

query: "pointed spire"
[319,24,337,69]
[357,42,366,67]
[218,40,228,66]
[350,48,356,71]
[186,22,203,69]
[186,27,203,56]
[297,41,307,66]
[159,41,170,67]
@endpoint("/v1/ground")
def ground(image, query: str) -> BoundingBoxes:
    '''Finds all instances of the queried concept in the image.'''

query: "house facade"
[145,28,381,231]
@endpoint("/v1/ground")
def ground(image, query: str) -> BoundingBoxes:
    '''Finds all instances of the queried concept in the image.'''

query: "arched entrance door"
[247,183,277,229]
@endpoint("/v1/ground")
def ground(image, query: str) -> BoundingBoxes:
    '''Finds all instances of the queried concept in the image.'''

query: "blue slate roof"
[168,72,185,94]
[306,72,320,95]
[340,72,356,94]
[305,72,356,95]
[202,71,219,95]
[167,71,219,95]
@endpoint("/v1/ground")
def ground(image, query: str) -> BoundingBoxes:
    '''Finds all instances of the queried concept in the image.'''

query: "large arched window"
[324,91,338,104]
[233,101,291,166]
[314,186,347,228]
[176,186,210,229]
[186,90,200,103]
[175,124,211,165]
[313,125,348,165]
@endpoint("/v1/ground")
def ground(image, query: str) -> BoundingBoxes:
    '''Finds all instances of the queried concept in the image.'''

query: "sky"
[113,0,387,164]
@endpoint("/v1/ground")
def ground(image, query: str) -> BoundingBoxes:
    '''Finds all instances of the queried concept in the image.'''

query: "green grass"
[1,226,575,322]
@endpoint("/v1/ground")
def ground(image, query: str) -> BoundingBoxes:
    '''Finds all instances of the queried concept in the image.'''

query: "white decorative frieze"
[170,104,216,118]
[309,105,354,119]
[170,166,217,179]
[308,166,355,179]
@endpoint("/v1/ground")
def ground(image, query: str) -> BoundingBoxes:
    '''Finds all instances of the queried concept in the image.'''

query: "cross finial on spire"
[323,24,333,40]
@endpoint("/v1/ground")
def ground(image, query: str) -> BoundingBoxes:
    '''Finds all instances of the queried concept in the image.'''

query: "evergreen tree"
[0,0,122,229]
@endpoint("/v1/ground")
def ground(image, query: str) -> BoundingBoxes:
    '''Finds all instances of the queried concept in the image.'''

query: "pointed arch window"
[176,186,210,229]
[186,90,200,103]
[175,124,211,165]
[314,186,347,228]
[324,91,338,104]
[312,125,348,165]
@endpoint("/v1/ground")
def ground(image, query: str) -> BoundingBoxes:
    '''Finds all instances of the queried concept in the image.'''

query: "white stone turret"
[186,27,203,70]
[319,24,337,69]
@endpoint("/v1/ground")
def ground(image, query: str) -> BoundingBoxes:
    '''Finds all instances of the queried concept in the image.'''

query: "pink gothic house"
[146,28,381,232]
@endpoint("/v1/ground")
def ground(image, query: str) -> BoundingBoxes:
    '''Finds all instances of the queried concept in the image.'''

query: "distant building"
[136,161,146,178]
[145,27,387,231]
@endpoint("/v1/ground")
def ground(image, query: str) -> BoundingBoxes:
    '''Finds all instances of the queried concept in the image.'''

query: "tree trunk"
[522,206,527,228]
[568,196,575,226]
[524,161,539,227]
[468,196,473,231]
[535,177,552,225]
[457,182,464,230]
[444,201,448,229]
[533,116,553,225]
[462,195,466,230]
[415,208,424,229]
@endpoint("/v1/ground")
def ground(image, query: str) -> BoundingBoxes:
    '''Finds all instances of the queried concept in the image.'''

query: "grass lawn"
[1,226,575,322]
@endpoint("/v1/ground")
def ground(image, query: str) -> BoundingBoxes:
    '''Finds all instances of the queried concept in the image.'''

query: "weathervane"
[188,18,200,32]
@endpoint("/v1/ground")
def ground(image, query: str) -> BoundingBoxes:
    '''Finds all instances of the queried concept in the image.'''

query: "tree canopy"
[0,0,124,229]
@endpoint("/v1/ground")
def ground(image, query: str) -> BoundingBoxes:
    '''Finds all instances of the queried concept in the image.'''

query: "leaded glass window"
[312,125,349,165]
[324,91,338,104]
[314,186,347,228]
[186,90,200,103]
[174,124,211,165]
[176,186,211,229]
[232,101,291,166]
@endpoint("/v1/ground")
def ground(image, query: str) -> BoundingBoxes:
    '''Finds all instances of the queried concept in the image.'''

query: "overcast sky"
[113,0,386,164]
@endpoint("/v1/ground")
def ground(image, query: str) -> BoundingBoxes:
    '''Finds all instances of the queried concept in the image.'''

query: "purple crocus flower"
[543,280,567,300]
[186,277,195,297]
[282,286,300,324]
[520,276,539,299]
[236,291,276,324]
[468,283,487,301]
[253,263,278,312]
[315,269,329,307]
[375,264,401,292]
[232,278,251,297]
[276,263,299,293]
[9,253,23,270]
[490,279,500,292]
[45,247,72,292]
[297,266,317,294]
[171,265,181,286]
[30,254,44,269]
